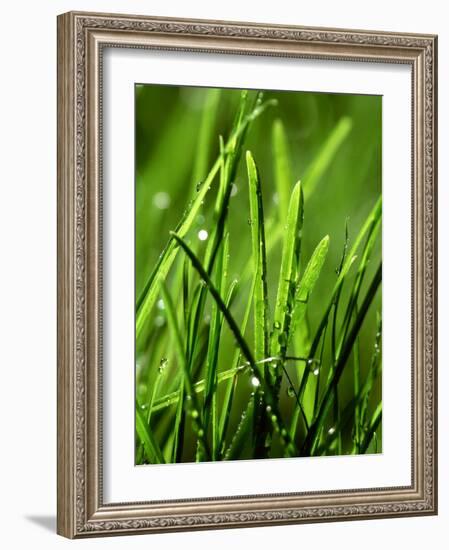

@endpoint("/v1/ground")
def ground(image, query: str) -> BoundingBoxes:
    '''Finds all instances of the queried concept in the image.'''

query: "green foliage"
[135,86,382,463]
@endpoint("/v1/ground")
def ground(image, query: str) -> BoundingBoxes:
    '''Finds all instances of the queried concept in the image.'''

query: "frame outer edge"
[57,12,77,539]
[56,10,438,537]
[430,35,438,515]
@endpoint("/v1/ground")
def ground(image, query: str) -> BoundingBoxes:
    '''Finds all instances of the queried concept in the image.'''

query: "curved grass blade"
[247,150,271,457]
[302,116,352,200]
[288,235,330,348]
[136,405,165,464]
[171,231,298,457]
[218,275,256,453]
[302,262,382,455]
[271,181,304,371]
[292,197,382,439]
[223,398,255,461]
[272,118,293,221]
[191,88,222,190]
[336,212,382,358]
[360,402,382,454]
[136,96,277,342]
[247,151,269,363]
[160,283,211,460]
[202,242,235,461]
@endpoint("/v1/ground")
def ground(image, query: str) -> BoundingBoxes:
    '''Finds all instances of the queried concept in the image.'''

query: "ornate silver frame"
[57,11,438,538]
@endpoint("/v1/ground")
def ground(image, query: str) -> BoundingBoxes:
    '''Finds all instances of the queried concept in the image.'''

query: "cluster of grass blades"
[135,89,382,465]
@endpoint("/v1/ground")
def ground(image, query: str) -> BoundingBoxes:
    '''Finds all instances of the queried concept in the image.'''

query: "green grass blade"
[152,363,248,413]
[191,88,222,190]
[246,149,271,458]
[246,151,269,362]
[352,314,362,454]
[336,213,382,358]
[136,96,277,342]
[218,275,257,453]
[136,405,165,464]
[202,238,234,460]
[160,283,211,460]
[272,118,293,221]
[288,235,330,348]
[223,398,255,460]
[293,197,382,431]
[360,402,382,454]
[302,262,382,455]
[271,181,304,363]
[359,314,382,432]
[302,116,352,200]
[171,231,298,457]
[171,383,185,462]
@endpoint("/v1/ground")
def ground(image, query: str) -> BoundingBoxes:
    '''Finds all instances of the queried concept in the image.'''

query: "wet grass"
[135,87,382,464]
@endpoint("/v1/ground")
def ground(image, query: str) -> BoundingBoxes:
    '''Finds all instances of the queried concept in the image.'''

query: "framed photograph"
[57,11,438,538]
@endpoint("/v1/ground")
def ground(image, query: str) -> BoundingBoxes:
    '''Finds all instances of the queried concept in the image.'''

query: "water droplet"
[247,218,253,226]
[287,386,295,398]
[271,414,278,424]
[281,428,288,438]
[153,191,171,210]
[230,183,238,197]
[191,409,199,419]
[328,426,336,435]
[251,376,260,388]
[198,229,208,241]
[313,367,320,376]
[266,405,272,413]
[154,315,165,327]
[197,428,204,437]
[157,298,165,310]
[274,321,281,330]
[196,182,202,192]
[272,192,279,205]
[159,357,168,372]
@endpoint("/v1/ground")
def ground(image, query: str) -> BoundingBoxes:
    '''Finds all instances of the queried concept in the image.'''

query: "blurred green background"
[135,85,382,461]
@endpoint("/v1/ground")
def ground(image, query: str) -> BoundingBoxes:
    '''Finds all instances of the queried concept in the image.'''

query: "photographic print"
[135,85,382,465]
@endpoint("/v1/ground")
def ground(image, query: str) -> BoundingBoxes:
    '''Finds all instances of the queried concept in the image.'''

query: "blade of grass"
[302,116,352,200]
[291,197,381,440]
[246,150,271,457]
[185,92,265,396]
[288,235,330,349]
[223,398,255,461]
[329,221,350,456]
[358,313,382,437]
[160,283,211,460]
[272,118,293,221]
[247,151,269,363]
[218,275,256,454]
[201,241,235,461]
[336,213,382,359]
[302,262,382,455]
[191,88,222,190]
[360,403,382,454]
[136,95,277,342]
[270,181,304,382]
[171,231,298,457]
[136,405,165,464]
